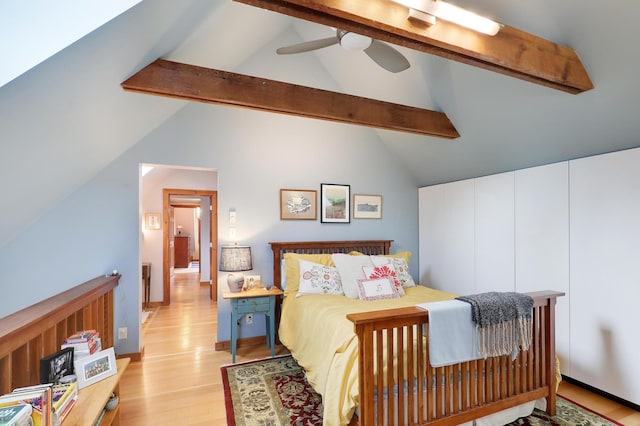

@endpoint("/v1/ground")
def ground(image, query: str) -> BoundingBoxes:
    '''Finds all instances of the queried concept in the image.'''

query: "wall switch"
[246,314,253,325]
[118,327,128,340]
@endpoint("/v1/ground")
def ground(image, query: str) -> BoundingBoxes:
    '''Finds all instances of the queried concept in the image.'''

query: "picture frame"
[320,183,350,223]
[279,189,317,220]
[145,212,161,230]
[74,347,117,389]
[244,274,262,290]
[353,194,383,219]
[40,347,74,384]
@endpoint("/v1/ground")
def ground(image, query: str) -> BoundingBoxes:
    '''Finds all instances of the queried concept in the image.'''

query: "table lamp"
[219,245,252,292]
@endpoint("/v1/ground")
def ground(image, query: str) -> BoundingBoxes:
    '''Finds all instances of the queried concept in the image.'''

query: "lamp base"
[227,273,245,293]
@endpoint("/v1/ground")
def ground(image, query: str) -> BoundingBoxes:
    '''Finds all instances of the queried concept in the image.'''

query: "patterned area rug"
[221,355,621,426]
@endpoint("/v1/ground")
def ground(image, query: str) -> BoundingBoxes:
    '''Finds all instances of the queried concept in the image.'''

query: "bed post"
[542,291,560,416]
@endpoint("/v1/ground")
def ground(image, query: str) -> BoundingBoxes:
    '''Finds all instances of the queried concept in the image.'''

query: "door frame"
[163,188,218,304]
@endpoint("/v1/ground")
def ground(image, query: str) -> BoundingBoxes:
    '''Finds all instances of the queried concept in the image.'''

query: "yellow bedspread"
[278,285,457,426]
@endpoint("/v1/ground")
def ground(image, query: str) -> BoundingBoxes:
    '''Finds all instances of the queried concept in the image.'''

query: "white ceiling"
[1,0,640,247]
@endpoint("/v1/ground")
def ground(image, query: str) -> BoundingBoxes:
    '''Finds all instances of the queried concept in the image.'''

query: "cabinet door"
[419,179,475,295]
[569,148,640,404]
[475,172,515,293]
[515,162,570,373]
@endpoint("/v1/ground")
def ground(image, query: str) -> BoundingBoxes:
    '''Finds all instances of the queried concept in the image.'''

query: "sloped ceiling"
[1,0,640,247]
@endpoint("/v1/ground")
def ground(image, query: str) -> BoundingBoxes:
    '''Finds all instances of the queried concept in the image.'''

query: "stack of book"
[61,330,101,360]
[0,384,52,426]
[0,382,78,426]
[50,383,77,424]
[0,403,33,426]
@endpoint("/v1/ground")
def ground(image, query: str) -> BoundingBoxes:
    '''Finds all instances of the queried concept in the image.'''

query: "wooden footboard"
[347,290,563,426]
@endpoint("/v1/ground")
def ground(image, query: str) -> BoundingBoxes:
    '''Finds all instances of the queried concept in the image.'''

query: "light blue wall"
[0,100,420,354]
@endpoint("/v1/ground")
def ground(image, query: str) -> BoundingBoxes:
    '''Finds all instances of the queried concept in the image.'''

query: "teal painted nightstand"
[222,287,283,363]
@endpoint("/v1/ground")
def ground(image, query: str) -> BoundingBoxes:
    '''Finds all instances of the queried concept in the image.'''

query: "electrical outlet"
[245,314,253,325]
[118,327,128,340]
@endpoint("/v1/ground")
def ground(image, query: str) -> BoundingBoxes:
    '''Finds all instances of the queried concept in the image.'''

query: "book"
[63,330,98,344]
[0,387,52,426]
[54,396,76,424]
[50,383,77,421]
[0,403,33,426]
[61,337,101,359]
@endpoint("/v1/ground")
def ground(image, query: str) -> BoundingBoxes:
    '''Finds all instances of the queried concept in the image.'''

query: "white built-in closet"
[418,147,640,405]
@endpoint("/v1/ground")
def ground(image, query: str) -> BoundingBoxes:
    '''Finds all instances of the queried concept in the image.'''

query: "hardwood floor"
[119,271,288,425]
[119,271,640,425]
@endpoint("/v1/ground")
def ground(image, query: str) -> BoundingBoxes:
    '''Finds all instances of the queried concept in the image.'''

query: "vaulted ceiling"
[2,0,640,247]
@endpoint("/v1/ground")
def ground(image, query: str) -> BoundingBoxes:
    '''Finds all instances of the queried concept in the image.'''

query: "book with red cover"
[64,330,99,344]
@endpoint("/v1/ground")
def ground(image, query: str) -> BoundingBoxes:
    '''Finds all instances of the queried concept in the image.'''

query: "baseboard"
[117,348,143,362]
[215,336,266,351]
[561,375,640,411]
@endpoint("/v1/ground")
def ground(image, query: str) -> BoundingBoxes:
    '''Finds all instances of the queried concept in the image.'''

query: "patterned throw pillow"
[371,256,416,288]
[356,277,400,301]
[362,264,405,296]
[296,259,344,298]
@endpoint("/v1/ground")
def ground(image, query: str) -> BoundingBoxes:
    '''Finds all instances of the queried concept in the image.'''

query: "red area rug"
[221,355,322,425]
[221,355,621,426]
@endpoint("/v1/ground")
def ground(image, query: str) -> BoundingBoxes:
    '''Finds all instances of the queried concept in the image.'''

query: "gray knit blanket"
[456,292,534,358]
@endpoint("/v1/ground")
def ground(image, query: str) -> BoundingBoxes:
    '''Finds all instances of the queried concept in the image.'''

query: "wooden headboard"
[269,240,392,289]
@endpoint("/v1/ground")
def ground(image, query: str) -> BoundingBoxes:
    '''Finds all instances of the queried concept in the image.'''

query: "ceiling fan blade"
[364,40,410,73]
[276,36,340,55]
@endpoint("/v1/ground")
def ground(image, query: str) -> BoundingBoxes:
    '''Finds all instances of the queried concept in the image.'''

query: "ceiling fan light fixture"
[393,0,501,36]
[339,32,373,51]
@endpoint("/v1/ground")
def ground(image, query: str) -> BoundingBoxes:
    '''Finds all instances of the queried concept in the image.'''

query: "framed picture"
[145,212,161,230]
[353,194,383,219]
[320,183,350,223]
[75,347,117,389]
[244,274,262,289]
[40,347,74,384]
[280,189,317,220]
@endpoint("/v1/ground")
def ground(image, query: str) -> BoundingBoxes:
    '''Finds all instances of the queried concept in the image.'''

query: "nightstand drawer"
[236,296,270,313]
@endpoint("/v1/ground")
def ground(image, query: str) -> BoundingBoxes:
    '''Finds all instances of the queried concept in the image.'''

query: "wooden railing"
[0,274,120,394]
[347,290,564,426]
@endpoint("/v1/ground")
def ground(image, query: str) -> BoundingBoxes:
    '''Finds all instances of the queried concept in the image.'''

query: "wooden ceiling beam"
[121,59,460,139]
[234,0,593,94]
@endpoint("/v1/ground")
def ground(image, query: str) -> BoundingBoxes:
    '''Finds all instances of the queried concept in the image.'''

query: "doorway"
[163,189,218,303]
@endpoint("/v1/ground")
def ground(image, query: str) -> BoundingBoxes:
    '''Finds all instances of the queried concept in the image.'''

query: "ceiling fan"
[276,29,410,73]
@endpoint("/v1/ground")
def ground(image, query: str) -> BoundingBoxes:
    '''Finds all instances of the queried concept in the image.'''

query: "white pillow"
[331,253,374,299]
[362,264,405,296]
[357,277,400,301]
[280,258,287,290]
[297,259,344,297]
[371,256,416,288]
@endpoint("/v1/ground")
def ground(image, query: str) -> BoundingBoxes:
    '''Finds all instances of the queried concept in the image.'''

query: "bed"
[270,240,563,426]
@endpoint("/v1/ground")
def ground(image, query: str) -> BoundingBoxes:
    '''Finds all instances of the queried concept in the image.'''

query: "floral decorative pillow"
[296,259,344,297]
[356,277,399,301]
[371,256,416,288]
[362,264,405,296]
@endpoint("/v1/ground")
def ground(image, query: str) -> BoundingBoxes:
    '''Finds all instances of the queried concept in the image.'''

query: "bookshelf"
[63,357,130,426]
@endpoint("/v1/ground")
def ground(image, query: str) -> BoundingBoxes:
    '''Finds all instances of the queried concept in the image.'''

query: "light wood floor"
[119,271,640,425]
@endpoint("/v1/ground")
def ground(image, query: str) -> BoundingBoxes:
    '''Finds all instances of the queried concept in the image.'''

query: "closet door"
[569,148,640,404]
[418,179,475,295]
[514,162,570,373]
[475,172,515,293]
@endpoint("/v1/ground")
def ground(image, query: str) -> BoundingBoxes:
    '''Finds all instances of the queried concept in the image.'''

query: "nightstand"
[222,287,284,363]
